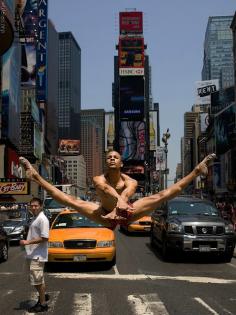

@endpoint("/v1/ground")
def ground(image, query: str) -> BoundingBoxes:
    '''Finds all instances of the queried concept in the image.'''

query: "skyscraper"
[80,109,105,185]
[46,19,59,155]
[202,16,234,89]
[58,32,81,140]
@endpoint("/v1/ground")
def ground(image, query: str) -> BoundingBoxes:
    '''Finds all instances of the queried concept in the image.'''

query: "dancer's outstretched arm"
[129,153,216,222]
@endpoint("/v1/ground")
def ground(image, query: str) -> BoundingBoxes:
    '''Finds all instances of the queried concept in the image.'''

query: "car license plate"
[73,255,87,262]
[144,227,151,231]
[199,245,211,252]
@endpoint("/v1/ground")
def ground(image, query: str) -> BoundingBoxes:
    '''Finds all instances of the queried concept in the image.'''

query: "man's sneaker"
[37,293,50,304]
[28,302,48,313]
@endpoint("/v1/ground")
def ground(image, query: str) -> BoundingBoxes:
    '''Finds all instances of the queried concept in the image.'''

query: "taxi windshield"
[52,213,103,229]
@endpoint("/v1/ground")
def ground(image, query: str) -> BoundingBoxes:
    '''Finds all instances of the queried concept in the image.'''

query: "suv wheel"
[0,243,8,262]
[221,250,234,263]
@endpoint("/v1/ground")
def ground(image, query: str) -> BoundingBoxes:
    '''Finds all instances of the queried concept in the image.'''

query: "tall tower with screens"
[113,11,151,193]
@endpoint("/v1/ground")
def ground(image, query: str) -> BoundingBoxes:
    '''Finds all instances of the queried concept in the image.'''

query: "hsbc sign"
[119,68,144,76]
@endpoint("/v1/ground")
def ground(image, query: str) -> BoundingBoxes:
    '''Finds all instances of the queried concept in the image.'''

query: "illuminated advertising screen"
[59,139,80,154]
[119,37,144,69]
[104,112,115,152]
[149,111,158,151]
[119,121,145,161]
[119,76,144,120]
[36,0,48,104]
[119,12,143,35]
[17,0,38,41]
[214,103,236,155]
[1,44,21,146]
[6,147,22,178]
[21,42,36,86]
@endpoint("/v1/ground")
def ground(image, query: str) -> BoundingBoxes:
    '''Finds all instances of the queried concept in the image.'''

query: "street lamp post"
[162,128,171,189]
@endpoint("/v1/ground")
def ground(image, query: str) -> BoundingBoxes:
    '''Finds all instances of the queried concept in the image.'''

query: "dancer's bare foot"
[19,157,38,181]
[195,153,216,177]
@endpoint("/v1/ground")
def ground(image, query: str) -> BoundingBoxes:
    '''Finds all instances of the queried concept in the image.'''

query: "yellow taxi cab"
[48,210,116,266]
[120,215,152,233]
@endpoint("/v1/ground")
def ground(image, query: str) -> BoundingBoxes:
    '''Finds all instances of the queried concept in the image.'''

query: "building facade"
[202,16,234,89]
[58,32,81,140]
[80,109,105,186]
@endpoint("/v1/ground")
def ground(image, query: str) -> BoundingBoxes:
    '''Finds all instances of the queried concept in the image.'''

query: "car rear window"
[168,201,219,216]
[52,213,104,229]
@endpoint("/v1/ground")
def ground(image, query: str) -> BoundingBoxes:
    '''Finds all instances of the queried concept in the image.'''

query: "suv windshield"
[52,213,103,229]
[168,201,219,216]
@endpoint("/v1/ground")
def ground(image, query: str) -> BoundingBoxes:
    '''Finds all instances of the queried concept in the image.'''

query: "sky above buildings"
[48,0,236,182]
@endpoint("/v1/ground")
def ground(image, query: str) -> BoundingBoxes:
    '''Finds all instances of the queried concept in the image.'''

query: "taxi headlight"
[225,223,235,234]
[167,222,182,233]
[97,240,115,247]
[48,241,64,248]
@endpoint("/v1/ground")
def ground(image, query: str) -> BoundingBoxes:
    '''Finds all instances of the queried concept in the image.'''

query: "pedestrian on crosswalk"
[20,197,50,313]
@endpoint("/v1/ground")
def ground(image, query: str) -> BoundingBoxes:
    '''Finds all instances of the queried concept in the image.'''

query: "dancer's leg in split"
[129,153,216,222]
[19,157,111,226]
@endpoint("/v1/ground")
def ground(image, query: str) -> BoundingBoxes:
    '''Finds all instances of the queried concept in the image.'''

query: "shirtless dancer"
[19,151,216,229]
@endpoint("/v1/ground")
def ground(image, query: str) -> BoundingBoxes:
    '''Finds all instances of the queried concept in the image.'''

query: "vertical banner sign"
[36,0,48,106]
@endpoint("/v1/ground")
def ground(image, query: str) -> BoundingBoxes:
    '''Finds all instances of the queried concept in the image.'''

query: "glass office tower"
[202,16,234,89]
[58,32,81,140]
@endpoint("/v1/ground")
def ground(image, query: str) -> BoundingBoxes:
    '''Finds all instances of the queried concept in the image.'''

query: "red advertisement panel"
[119,37,144,68]
[119,12,143,35]
[6,147,22,178]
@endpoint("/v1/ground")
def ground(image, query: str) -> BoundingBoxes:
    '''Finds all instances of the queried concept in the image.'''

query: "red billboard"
[6,147,22,178]
[119,37,144,69]
[119,12,143,35]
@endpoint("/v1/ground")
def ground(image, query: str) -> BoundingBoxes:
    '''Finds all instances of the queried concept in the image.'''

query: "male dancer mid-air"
[19,151,216,229]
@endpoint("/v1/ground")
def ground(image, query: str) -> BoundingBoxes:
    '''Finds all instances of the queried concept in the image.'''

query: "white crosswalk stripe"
[127,293,169,315]
[72,293,92,315]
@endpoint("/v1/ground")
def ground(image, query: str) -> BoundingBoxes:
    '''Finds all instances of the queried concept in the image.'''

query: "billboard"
[122,164,144,175]
[215,103,236,155]
[119,121,145,161]
[119,37,144,69]
[119,76,144,120]
[119,12,143,35]
[6,147,23,178]
[34,123,43,160]
[200,112,209,133]
[149,111,158,151]
[0,179,29,195]
[105,112,115,152]
[59,139,80,154]
[1,43,21,146]
[36,0,48,105]
[156,147,166,170]
[195,80,219,105]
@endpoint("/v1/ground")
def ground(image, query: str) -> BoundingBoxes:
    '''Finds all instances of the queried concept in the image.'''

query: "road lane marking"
[49,273,236,284]
[128,293,169,315]
[72,293,92,315]
[194,298,219,315]
[227,263,236,269]
[113,265,119,275]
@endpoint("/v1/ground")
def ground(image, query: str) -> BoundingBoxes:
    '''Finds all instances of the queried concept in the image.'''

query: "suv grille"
[184,225,225,235]
[64,239,97,249]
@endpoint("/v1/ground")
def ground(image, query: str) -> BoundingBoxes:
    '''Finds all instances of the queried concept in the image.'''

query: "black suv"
[150,196,236,262]
[0,223,9,262]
